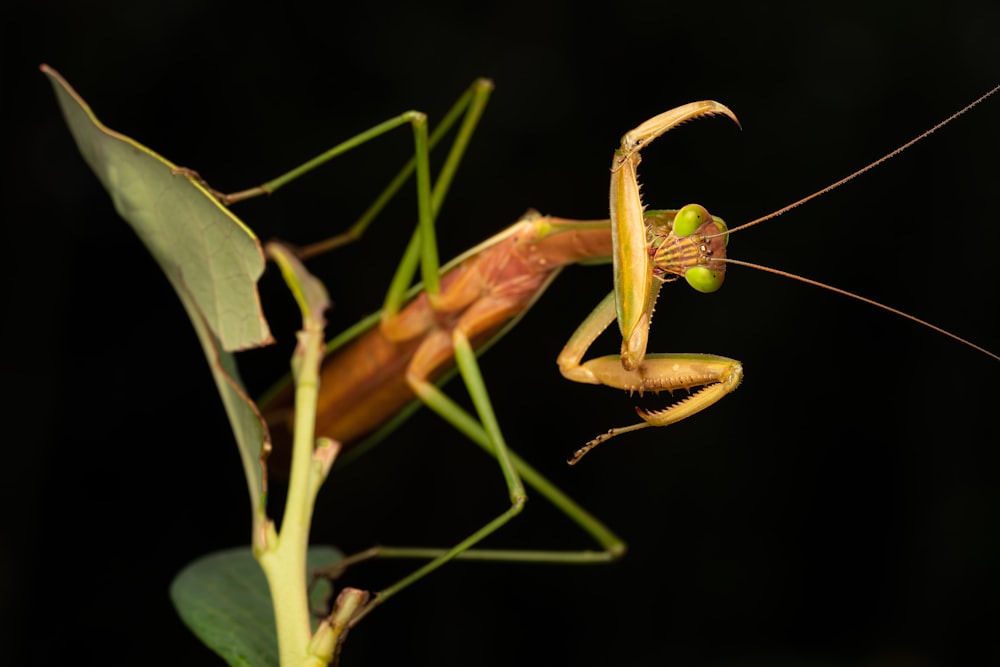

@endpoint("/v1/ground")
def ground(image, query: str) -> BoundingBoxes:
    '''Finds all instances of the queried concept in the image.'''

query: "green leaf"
[170,546,344,667]
[41,65,272,353]
[42,65,273,519]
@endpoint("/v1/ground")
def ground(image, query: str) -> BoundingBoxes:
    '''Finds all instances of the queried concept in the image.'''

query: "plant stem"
[256,271,330,665]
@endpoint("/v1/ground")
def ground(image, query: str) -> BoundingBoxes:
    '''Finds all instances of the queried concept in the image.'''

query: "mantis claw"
[564,355,743,465]
[632,359,743,427]
[560,338,744,462]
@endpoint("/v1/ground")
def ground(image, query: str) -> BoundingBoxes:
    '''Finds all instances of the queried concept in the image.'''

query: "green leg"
[251,78,493,409]
[241,79,624,624]
[342,330,624,627]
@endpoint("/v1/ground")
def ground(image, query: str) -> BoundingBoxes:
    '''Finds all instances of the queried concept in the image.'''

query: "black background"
[6,2,1000,665]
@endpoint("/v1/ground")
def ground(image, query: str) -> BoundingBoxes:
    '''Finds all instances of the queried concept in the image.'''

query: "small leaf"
[170,546,344,667]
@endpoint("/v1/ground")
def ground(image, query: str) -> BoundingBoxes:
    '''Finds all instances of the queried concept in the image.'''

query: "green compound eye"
[673,204,712,237]
[685,265,725,293]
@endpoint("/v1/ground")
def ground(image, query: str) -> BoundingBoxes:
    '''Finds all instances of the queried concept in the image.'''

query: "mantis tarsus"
[234,79,1000,627]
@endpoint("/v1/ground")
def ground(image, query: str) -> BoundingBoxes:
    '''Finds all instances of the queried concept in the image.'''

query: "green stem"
[257,320,329,665]
[256,243,336,665]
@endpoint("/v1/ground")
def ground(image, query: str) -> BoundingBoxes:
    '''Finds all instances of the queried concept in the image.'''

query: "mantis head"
[651,204,728,293]
[615,205,729,370]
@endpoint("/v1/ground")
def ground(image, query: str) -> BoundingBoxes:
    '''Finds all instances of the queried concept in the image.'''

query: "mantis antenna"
[705,84,1000,364]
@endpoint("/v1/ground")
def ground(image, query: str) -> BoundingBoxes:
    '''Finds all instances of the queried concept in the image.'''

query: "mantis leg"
[248,78,493,409]
[551,100,742,464]
[343,301,625,624]
[217,76,494,321]
[234,83,626,622]
[558,290,743,464]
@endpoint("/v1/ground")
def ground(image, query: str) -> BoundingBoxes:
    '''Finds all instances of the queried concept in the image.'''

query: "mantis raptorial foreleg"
[559,103,745,463]
[558,288,743,465]
[560,86,1000,465]
[610,102,740,368]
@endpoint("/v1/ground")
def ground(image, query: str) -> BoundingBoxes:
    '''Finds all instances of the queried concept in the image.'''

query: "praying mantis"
[44,64,999,663]
[245,80,1000,628]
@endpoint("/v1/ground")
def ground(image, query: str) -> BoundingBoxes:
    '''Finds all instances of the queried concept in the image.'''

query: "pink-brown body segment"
[266,213,615,448]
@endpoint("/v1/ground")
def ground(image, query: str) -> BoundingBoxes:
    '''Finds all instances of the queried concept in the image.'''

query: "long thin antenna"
[710,84,1000,238]
[718,257,1000,363]
[696,85,1000,363]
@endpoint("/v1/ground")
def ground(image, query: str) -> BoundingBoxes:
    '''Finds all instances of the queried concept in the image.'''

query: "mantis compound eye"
[684,265,725,293]
[673,204,713,237]
[674,204,727,293]
[673,203,729,246]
